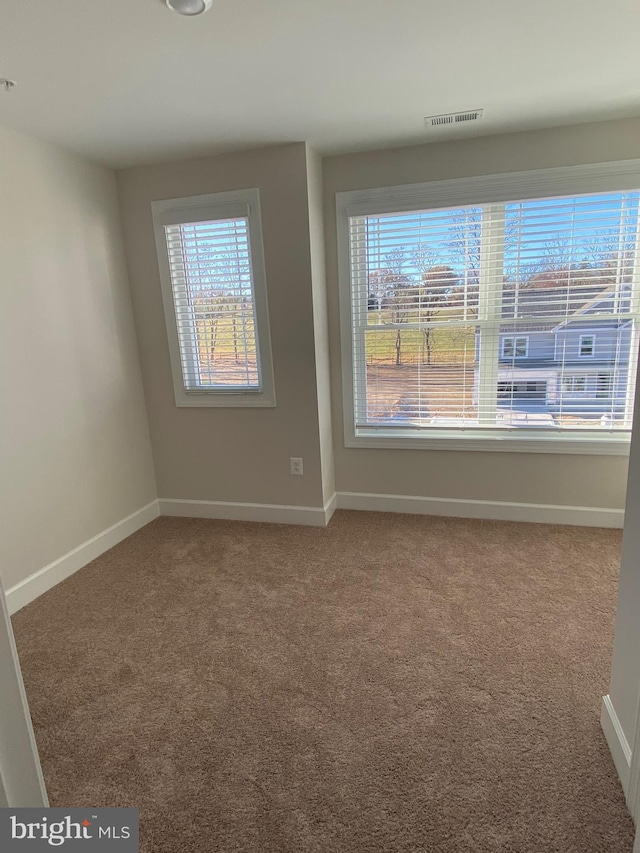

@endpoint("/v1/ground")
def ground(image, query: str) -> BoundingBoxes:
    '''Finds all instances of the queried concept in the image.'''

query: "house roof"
[501,277,630,333]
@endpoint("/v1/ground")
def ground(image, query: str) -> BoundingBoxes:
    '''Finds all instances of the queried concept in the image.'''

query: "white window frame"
[152,188,275,408]
[579,334,596,358]
[337,160,640,455]
[502,336,529,359]
[562,375,589,395]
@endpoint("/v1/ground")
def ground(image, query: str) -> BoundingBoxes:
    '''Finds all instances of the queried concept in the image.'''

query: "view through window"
[349,190,640,438]
[164,216,260,391]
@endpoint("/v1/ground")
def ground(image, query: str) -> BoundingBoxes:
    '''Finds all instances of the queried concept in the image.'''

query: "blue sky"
[364,191,640,285]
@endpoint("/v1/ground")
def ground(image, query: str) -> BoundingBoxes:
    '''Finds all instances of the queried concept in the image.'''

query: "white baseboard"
[601,694,632,797]
[6,500,160,615]
[159,495,337,528]
[335,492,624,528]
[4,490,619,615]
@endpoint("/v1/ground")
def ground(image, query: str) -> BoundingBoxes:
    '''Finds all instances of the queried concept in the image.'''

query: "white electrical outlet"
[290,457,304,476]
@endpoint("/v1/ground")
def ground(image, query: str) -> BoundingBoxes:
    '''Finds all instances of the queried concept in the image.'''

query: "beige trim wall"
[608,357,640,751]
[322,117,640,507]
[0,124,156,592]
[117,142,328,508]
[305,145,335,505]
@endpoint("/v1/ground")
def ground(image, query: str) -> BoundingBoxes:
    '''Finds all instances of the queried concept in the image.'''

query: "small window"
[596,372,613,398]
[563,376,588,394]
[502,336,528,359]
[152,189,275,407]
[579,335,595,357]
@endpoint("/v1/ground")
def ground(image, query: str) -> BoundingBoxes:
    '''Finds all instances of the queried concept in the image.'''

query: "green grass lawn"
[365,322,476,366]
[192,307,475,369]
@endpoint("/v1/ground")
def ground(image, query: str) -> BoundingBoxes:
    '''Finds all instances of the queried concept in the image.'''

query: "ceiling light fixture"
[0,78,17,92]
[165,0,212,15]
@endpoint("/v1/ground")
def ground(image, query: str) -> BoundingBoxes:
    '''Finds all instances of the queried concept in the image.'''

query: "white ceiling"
[1,0,639,168]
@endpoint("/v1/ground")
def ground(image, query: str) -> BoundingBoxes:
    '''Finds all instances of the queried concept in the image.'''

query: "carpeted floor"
[11,512,635,852]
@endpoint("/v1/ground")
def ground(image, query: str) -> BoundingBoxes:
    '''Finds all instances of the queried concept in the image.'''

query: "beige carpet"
[12,512,635,852]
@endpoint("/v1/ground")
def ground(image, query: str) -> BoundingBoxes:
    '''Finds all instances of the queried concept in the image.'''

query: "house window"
[152,189,275,407]
[579,335,595,357]
[498,381,547,400]
[338,166,640,453]
[502,336,528,359]
[597,373,613,399]
[563,376,588,394]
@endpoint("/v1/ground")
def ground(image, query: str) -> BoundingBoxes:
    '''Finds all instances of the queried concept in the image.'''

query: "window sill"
[347,428,631,455]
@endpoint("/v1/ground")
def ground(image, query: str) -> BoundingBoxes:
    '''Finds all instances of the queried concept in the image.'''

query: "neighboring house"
[491,284,633,420]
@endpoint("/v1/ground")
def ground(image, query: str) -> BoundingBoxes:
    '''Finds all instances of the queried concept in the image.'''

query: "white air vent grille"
[424,109,484,128]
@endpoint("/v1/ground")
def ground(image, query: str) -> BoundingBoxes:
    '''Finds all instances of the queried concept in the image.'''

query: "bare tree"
[413,244,438,277]
[188,241,253,378]
[541,236,574,272]
[367,268,393,312]
[386,277,412,364]
[385,247,408,278]
[412,265,458,364]
[371,251,411,365]
[446,210,481,271]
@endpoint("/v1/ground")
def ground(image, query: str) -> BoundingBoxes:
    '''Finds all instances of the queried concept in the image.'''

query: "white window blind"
[345,184,640,446]
[164,217,259,391]
[152,189,275,408]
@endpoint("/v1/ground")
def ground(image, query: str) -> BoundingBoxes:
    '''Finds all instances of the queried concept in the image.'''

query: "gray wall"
[0,124,156,591]
[322,117,640,507]
[117,142,328,508]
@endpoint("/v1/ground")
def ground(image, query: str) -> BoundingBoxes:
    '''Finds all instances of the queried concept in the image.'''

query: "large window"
[338,164,640,453]
[152,189,275,407]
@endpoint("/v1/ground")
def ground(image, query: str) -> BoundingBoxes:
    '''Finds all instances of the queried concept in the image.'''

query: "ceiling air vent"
[424,109,484,128]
